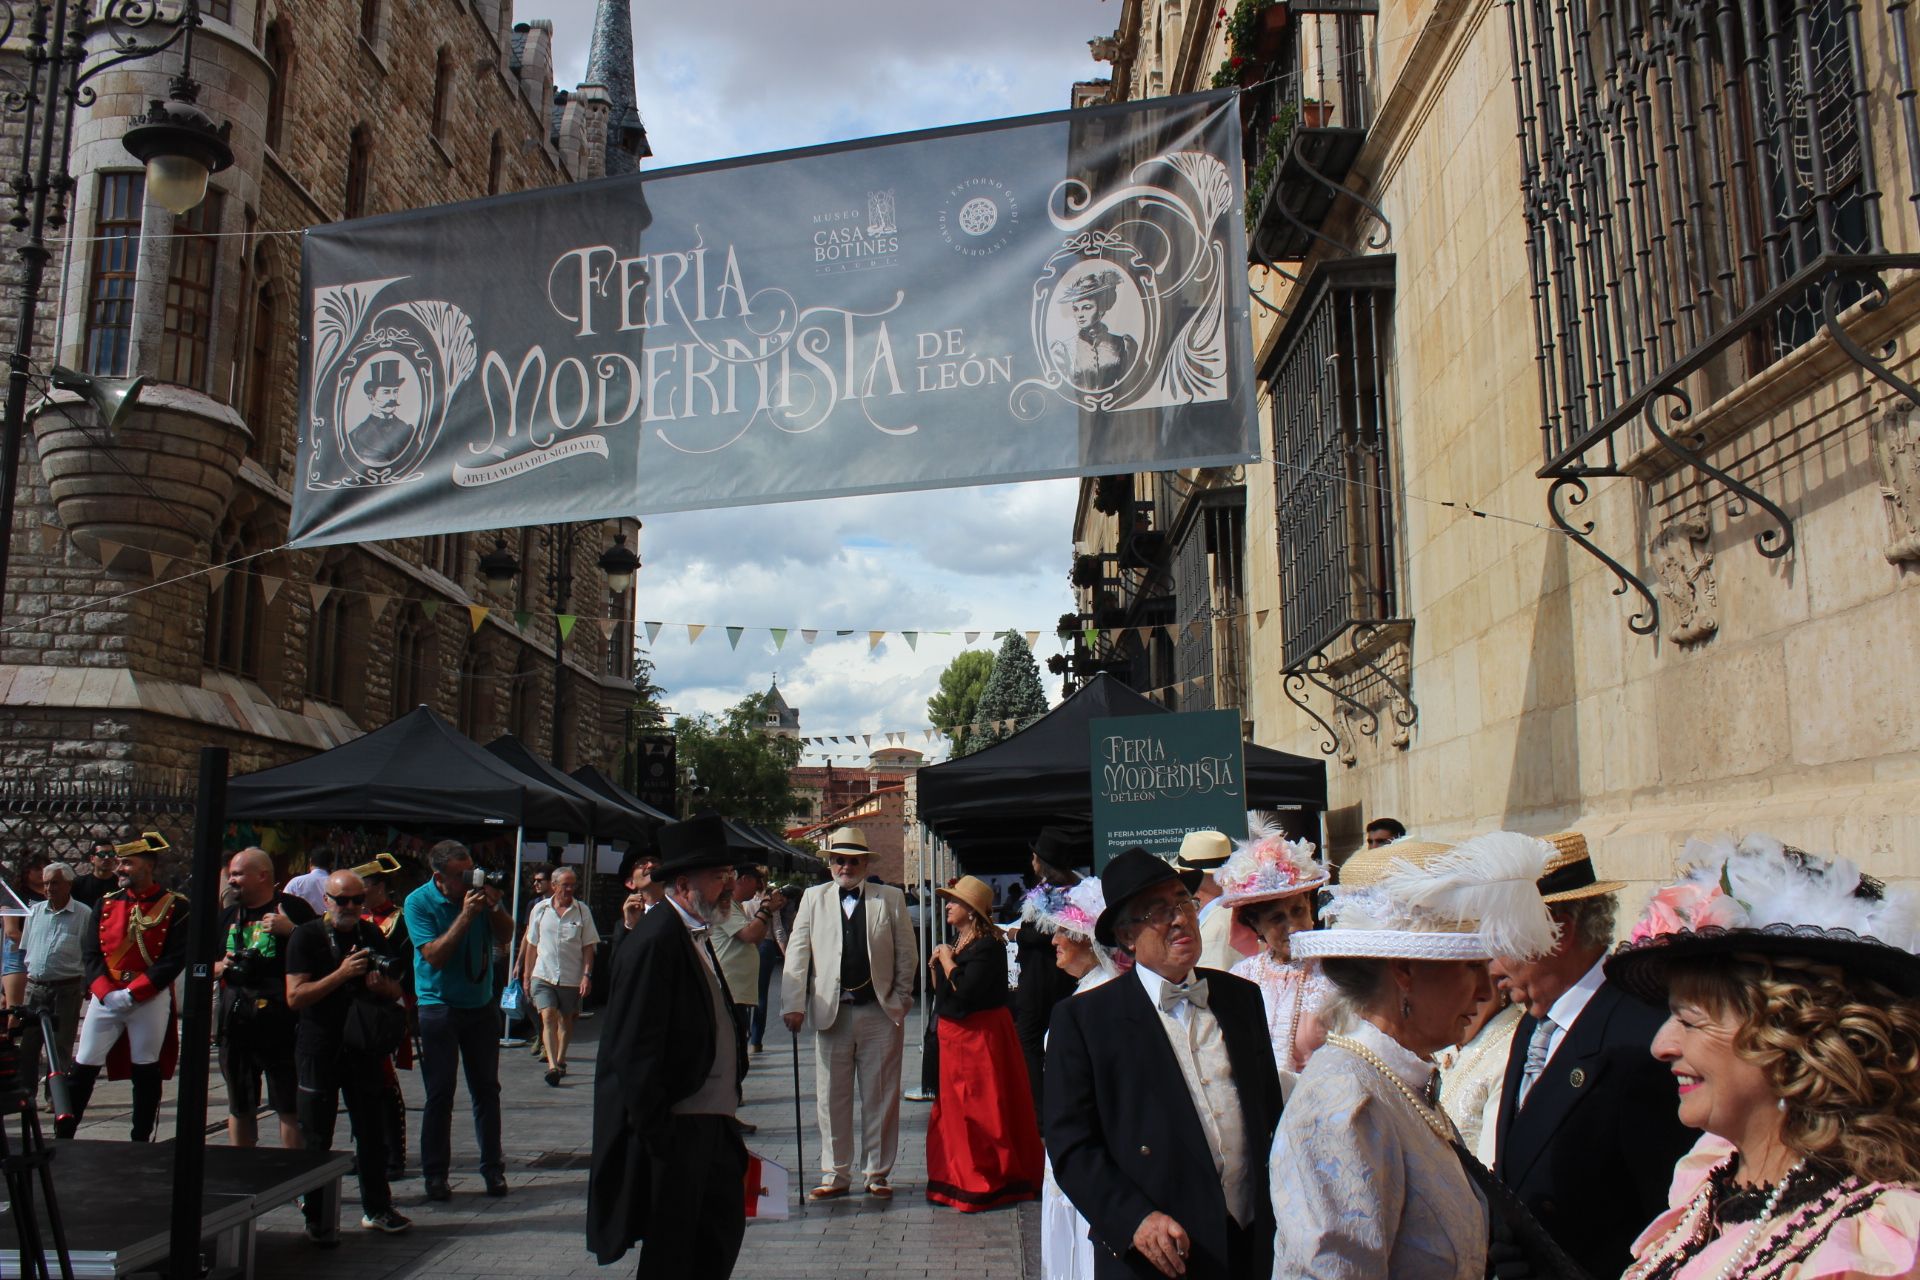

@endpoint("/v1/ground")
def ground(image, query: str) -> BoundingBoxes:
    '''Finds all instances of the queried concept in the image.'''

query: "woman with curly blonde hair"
[1606,835,1920,1280]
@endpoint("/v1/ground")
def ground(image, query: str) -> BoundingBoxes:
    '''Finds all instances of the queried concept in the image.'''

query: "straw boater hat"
[1216,816,1328,908]
[1172,829,1233,873]
[1292,831,1559,963]
[1335,839,1454,889]
[936,875,999,933]
[1535,831,1624,904]
[823,826,870,857]
[1605,834,1920,1002]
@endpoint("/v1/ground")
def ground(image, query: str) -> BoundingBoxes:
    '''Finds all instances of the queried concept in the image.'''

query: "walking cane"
[790,1023,806,1216]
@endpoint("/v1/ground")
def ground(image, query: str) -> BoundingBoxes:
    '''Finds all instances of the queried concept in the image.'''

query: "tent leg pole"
[903,825,934,1103]
[502,824,525,1047]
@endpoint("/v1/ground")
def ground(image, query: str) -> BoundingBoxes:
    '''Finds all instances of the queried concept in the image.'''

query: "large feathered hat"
[1021,878,1109,947]
[1217,812,1328,908]
[1605,834,1920,1001]
[1292,831,1559,963]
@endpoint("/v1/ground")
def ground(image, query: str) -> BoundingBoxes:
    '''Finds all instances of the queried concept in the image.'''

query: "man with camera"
[286,869,412,1242]
[402,839,512,1201]
[216,847,314,1150]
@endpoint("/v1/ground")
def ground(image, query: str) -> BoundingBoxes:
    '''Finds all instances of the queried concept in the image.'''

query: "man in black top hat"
[1044,848,1283,1279]
[587,813,747,1279]
[349,358,415,467]
[1014,824,1085,1103]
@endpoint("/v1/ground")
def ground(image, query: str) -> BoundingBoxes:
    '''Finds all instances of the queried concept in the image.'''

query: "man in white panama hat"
[781,826,916,1200]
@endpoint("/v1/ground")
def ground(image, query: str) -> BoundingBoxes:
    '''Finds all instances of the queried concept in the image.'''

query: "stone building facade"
[1071,0,1920,888]
[0,0,649,792]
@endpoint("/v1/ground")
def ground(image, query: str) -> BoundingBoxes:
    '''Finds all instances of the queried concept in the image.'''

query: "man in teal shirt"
[403,839,512,1200]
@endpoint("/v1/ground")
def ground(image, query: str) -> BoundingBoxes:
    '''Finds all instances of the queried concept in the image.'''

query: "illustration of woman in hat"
[1605,835,1920,1280]
[1049,266,1139,392]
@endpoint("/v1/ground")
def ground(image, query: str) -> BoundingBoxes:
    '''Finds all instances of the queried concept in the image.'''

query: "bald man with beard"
[217,846,315,1149]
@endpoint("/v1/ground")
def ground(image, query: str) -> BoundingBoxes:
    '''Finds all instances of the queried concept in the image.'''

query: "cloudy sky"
[518,0,1121,759]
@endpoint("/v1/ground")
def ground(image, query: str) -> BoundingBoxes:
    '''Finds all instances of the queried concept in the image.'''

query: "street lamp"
[0,0,234,626]
[479,522,642,764]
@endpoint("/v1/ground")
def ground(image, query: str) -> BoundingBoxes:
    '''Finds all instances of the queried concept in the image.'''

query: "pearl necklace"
[1325,1033,1454,1145]
[1622,1157,1804,1280]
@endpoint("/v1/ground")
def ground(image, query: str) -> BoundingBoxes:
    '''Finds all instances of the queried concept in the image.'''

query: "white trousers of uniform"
[74,992,170,1067]
[813,1001,904,1185]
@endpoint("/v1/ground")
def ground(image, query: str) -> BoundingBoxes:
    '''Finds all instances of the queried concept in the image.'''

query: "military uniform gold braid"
[123,891,181,971]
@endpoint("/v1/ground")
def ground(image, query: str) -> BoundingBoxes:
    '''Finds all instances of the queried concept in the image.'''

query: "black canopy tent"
[569,765,673,828]
[916,673,1329,874]
[486,734,655,846]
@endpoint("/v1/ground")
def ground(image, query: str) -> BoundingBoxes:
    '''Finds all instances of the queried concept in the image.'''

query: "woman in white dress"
[1216,823,1331,1080]
[1022,878,1118,1280]
[1271,832,1561,1280]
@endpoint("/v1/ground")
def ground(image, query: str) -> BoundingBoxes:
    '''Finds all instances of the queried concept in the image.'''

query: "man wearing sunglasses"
[286,870,412,1243]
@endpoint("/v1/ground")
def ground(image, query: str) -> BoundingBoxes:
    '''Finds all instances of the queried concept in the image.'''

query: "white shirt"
[525,897,601,986]
[283,867,330,914]
[669,896,718,973]
[1535,956,1608,1069]
[1135,964,1254,1225]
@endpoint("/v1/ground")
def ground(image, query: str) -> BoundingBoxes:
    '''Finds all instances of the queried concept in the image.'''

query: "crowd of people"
[18,809,1920,1280]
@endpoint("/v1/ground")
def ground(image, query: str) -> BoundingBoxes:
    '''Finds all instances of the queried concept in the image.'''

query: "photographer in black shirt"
[217,847,315,1150]
[285,870,412,1243]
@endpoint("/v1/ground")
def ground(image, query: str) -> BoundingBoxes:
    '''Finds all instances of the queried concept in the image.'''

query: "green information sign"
[1089,709,1247,869]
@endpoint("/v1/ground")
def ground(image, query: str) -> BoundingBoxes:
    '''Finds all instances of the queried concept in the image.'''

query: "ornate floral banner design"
[293,92,1254,547]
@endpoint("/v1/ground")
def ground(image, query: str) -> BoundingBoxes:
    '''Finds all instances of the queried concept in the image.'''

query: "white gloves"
[102,989,135,1012]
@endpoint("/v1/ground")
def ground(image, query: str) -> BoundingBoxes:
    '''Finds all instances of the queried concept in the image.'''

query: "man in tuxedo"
[587,814,747,1278]
[1489,832,1695,1280]
[780,825,916,1200]
[1045,848,1283,1279]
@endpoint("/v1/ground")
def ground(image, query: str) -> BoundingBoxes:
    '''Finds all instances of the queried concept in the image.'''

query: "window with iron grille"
[1270,257,1397,672]
[1172,490,1246,706]
[83,173,144,377]
[159,189,223,389]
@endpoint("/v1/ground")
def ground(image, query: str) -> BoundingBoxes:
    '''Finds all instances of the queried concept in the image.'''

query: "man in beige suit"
[781,827,916,1200]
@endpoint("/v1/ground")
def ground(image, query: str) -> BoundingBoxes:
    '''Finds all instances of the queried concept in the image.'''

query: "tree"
[671,690,801,825]
[926,650,994,751]
[964,633,1050,755]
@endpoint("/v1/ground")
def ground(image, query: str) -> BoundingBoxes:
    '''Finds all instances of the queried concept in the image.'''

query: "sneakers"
[361,1210,413,1235]
[303,1222,340,1248]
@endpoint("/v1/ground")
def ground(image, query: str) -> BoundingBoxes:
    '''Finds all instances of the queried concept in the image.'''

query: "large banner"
[1089,708,1246,870]
[292,92,1256,546]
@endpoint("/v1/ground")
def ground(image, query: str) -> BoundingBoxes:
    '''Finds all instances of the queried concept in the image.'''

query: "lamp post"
[0,0,232,627]
[478,522,640,764]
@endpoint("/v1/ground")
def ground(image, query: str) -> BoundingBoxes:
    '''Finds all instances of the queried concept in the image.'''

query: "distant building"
[792,784,908,887]
[787,744,923,831]
[758,682,801,739]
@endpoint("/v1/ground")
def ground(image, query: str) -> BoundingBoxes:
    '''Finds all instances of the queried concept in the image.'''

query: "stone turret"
[581,0,649,175]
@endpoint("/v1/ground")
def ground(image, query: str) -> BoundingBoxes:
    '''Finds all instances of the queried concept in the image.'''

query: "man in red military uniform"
[56,834,188,1140]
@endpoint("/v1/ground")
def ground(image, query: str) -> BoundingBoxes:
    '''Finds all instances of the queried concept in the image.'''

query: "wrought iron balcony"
[1242,1,1381,265]
[1505,0,1920,634]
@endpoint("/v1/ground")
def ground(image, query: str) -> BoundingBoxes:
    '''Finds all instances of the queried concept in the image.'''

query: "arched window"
[457,637,490,738]
[243,248,277,463]
[431,46,453,140]
[83,171,144,377]
[359,0,380,44]
[344,124,372,219]
[204,518,264,679]
[507,648,537,741]
[390,604,431,717]
[487,131,504,196]
[159,187,224,388]
[263,22,290,152]
[305,558,351,705]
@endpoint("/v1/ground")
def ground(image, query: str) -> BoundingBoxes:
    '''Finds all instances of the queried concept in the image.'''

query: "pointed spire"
[583,0,646,176]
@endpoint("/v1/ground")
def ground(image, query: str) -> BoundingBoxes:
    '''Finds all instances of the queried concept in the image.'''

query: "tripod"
[0,1007,73,1280]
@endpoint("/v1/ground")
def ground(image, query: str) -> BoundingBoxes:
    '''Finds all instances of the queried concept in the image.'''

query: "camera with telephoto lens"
[465,867,507,892]
[371,952,405,981]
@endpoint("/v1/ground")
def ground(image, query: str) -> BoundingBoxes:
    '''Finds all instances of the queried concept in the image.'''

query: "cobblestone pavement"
[63,970,1038,1278]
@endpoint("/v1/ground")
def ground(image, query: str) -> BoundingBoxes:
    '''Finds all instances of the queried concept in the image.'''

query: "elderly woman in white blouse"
[1270,833,1559,1280]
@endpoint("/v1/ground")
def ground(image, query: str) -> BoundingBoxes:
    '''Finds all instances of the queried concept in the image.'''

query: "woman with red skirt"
[925,875,1043,1212]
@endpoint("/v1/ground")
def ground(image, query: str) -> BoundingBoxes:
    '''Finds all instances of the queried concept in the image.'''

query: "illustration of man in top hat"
[1050,267,1140,393]
[350,358,416,468]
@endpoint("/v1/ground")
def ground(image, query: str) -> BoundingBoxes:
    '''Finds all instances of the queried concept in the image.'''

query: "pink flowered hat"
[1605,834,1920,1001]
[1021,878,1107,945]
[1216,813,1328,909]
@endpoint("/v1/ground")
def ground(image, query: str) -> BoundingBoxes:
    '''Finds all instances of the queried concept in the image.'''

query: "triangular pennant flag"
[96,537,123,568]
[1186,619,1203,641]
[901,631,918,651]
[687,623,706,644]
[801,629,818,644]
[558,615,579,641]
[836,629,854,638]
[964,631,979,644]
[207,566,230,592]
[149,551,171,580]
[1136,627,1153,646]
[868,631,884,651]
[421,599,441,621]
[260,576,283,606]
[368,593,390,624]
[863,734,872,746]
[644,620,662,645]
[1083,627,1097,649]
[596,617,615,639]
[1256,609,1270,627]
[40,521,64,553]
[726,626,744,650]
[1024,630,1039,646]
[308,583,332,610]
[771,628,788,649]
[467,604,489,632]
[513,610,532,630]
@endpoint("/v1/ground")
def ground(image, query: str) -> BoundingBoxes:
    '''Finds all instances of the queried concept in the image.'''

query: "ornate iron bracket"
[1348,622,1418,746]
[1820,269,1920,411]
[1288,137,1393,253]
[1547,474,1660,636]
[1640,388,1795,561]
[1283,651,1381,766]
